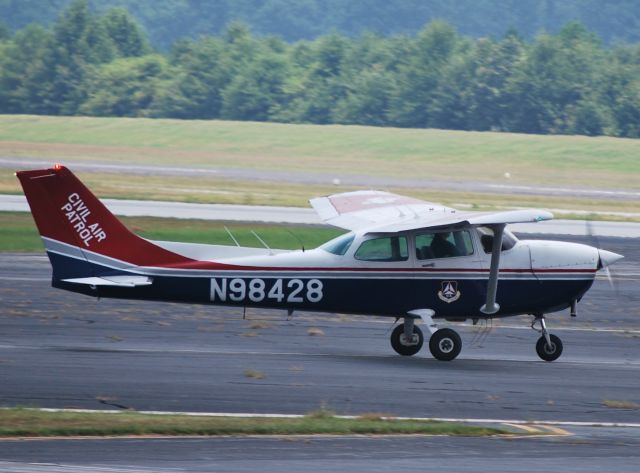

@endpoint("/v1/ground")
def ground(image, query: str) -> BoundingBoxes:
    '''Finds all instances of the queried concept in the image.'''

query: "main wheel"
[390,323,424,356]
[429,328,462,361]
[536,334,563,362]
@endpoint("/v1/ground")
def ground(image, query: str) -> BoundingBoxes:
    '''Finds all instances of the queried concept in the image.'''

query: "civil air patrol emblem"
[438,281,461,303]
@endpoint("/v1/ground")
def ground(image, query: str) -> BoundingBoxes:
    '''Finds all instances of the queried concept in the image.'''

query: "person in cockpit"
[430,232,461,258]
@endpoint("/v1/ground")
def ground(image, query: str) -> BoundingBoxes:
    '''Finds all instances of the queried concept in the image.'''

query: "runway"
[0,235,638,471]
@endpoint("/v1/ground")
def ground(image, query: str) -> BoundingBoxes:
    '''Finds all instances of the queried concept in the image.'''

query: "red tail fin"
[16,165,190,266]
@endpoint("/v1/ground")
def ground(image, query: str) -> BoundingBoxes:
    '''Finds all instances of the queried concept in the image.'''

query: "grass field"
[0,408,508,438]
[0,212,342,252]
[1,115,639,188]
[1,115,638,218]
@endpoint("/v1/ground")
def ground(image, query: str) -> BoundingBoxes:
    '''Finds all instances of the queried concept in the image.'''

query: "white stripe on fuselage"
[43,237,596,281]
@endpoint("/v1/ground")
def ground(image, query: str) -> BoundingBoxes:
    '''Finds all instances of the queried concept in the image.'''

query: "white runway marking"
[0,462,177,473]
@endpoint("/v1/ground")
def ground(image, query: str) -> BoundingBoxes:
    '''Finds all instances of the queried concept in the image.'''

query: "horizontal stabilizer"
[62,275,153,287]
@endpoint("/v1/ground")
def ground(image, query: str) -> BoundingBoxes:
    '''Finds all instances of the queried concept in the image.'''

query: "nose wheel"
[532,315,563,362]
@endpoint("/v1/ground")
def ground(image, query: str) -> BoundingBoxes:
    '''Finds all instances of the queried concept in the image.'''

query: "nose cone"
[598,249,624,269]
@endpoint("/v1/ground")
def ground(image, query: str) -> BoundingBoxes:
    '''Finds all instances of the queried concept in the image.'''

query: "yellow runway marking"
[503,423,572,436]
[503,423,543,434]
[536,424,573,436]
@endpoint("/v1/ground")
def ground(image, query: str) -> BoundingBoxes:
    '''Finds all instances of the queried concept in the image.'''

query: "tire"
[536,334,563,362]
[390,323,424,356]
[429,328,462,361]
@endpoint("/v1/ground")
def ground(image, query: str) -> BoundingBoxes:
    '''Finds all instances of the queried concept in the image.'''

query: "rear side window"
[355,236,408,262]
[416,230,474,260]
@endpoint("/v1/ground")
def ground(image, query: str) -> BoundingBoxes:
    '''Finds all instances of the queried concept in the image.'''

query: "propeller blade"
[587,221,622,294]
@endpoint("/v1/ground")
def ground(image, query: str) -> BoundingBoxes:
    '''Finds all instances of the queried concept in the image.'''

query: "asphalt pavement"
[0,234,638,471]
[1,427,639,473]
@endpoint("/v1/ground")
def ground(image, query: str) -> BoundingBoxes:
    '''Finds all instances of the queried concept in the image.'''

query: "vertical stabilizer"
[16,165,191,268]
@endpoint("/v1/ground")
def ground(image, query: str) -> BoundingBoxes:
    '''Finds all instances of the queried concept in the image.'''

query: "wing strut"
[480,224,505,315]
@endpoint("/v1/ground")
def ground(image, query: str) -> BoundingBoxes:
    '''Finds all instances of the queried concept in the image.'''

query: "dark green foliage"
[0,25,52,114]
[79,55,169,117]
[99,8,151,58]
[2,1,640,48]
[0,21,10,40]
[1,0,640,138]
[0,0,155,115]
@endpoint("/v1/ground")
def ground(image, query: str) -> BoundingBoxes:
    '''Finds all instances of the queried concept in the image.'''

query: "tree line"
[1,0,639,138]
[3,0,640,48]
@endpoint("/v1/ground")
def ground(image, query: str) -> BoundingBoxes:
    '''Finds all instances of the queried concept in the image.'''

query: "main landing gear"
[390,313,462,361]
[532,315,563,362]
[390,313,563,362]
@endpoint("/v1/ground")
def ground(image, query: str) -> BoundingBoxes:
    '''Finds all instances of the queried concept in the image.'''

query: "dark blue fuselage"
[50,252,594,319]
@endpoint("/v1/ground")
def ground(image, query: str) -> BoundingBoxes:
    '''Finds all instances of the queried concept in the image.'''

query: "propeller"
[586,220,623,292]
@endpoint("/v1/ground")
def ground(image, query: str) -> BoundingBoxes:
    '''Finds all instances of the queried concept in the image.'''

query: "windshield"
[320,232,355,256]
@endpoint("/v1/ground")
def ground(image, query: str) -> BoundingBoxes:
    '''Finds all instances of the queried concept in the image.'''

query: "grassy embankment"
[1,115,639,217]
[0,408,507,438]
[0,212,342,252]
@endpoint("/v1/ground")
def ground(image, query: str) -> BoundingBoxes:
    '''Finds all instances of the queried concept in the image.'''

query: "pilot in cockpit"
[430,232,461,258]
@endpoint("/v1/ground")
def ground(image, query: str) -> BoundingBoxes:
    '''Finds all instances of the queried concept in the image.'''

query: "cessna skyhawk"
[17,165,623,362]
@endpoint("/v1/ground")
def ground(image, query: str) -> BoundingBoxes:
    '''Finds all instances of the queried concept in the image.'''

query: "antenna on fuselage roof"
[251,230,273,255]
[223,225,240,247]
[285,229,305,252]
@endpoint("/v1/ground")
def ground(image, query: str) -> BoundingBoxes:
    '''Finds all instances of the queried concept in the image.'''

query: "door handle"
[422,263,435,268]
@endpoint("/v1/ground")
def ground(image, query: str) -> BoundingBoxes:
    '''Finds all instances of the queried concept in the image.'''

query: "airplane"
[16,164,623,362]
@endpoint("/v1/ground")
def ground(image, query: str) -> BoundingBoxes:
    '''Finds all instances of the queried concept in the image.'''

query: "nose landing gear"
[532,315,563,362]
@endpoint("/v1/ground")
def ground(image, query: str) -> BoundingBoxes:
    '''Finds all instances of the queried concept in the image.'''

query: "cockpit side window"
[320,232,355,256]
[355,236,408,262]
[476,227,518,253]
[415,230,474,260]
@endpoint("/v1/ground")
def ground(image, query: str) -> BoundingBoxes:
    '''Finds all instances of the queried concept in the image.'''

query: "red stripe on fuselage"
[154,261,596,274]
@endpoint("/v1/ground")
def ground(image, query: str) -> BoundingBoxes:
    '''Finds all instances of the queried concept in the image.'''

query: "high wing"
[310,190,553,233]
[310,190,454,231]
